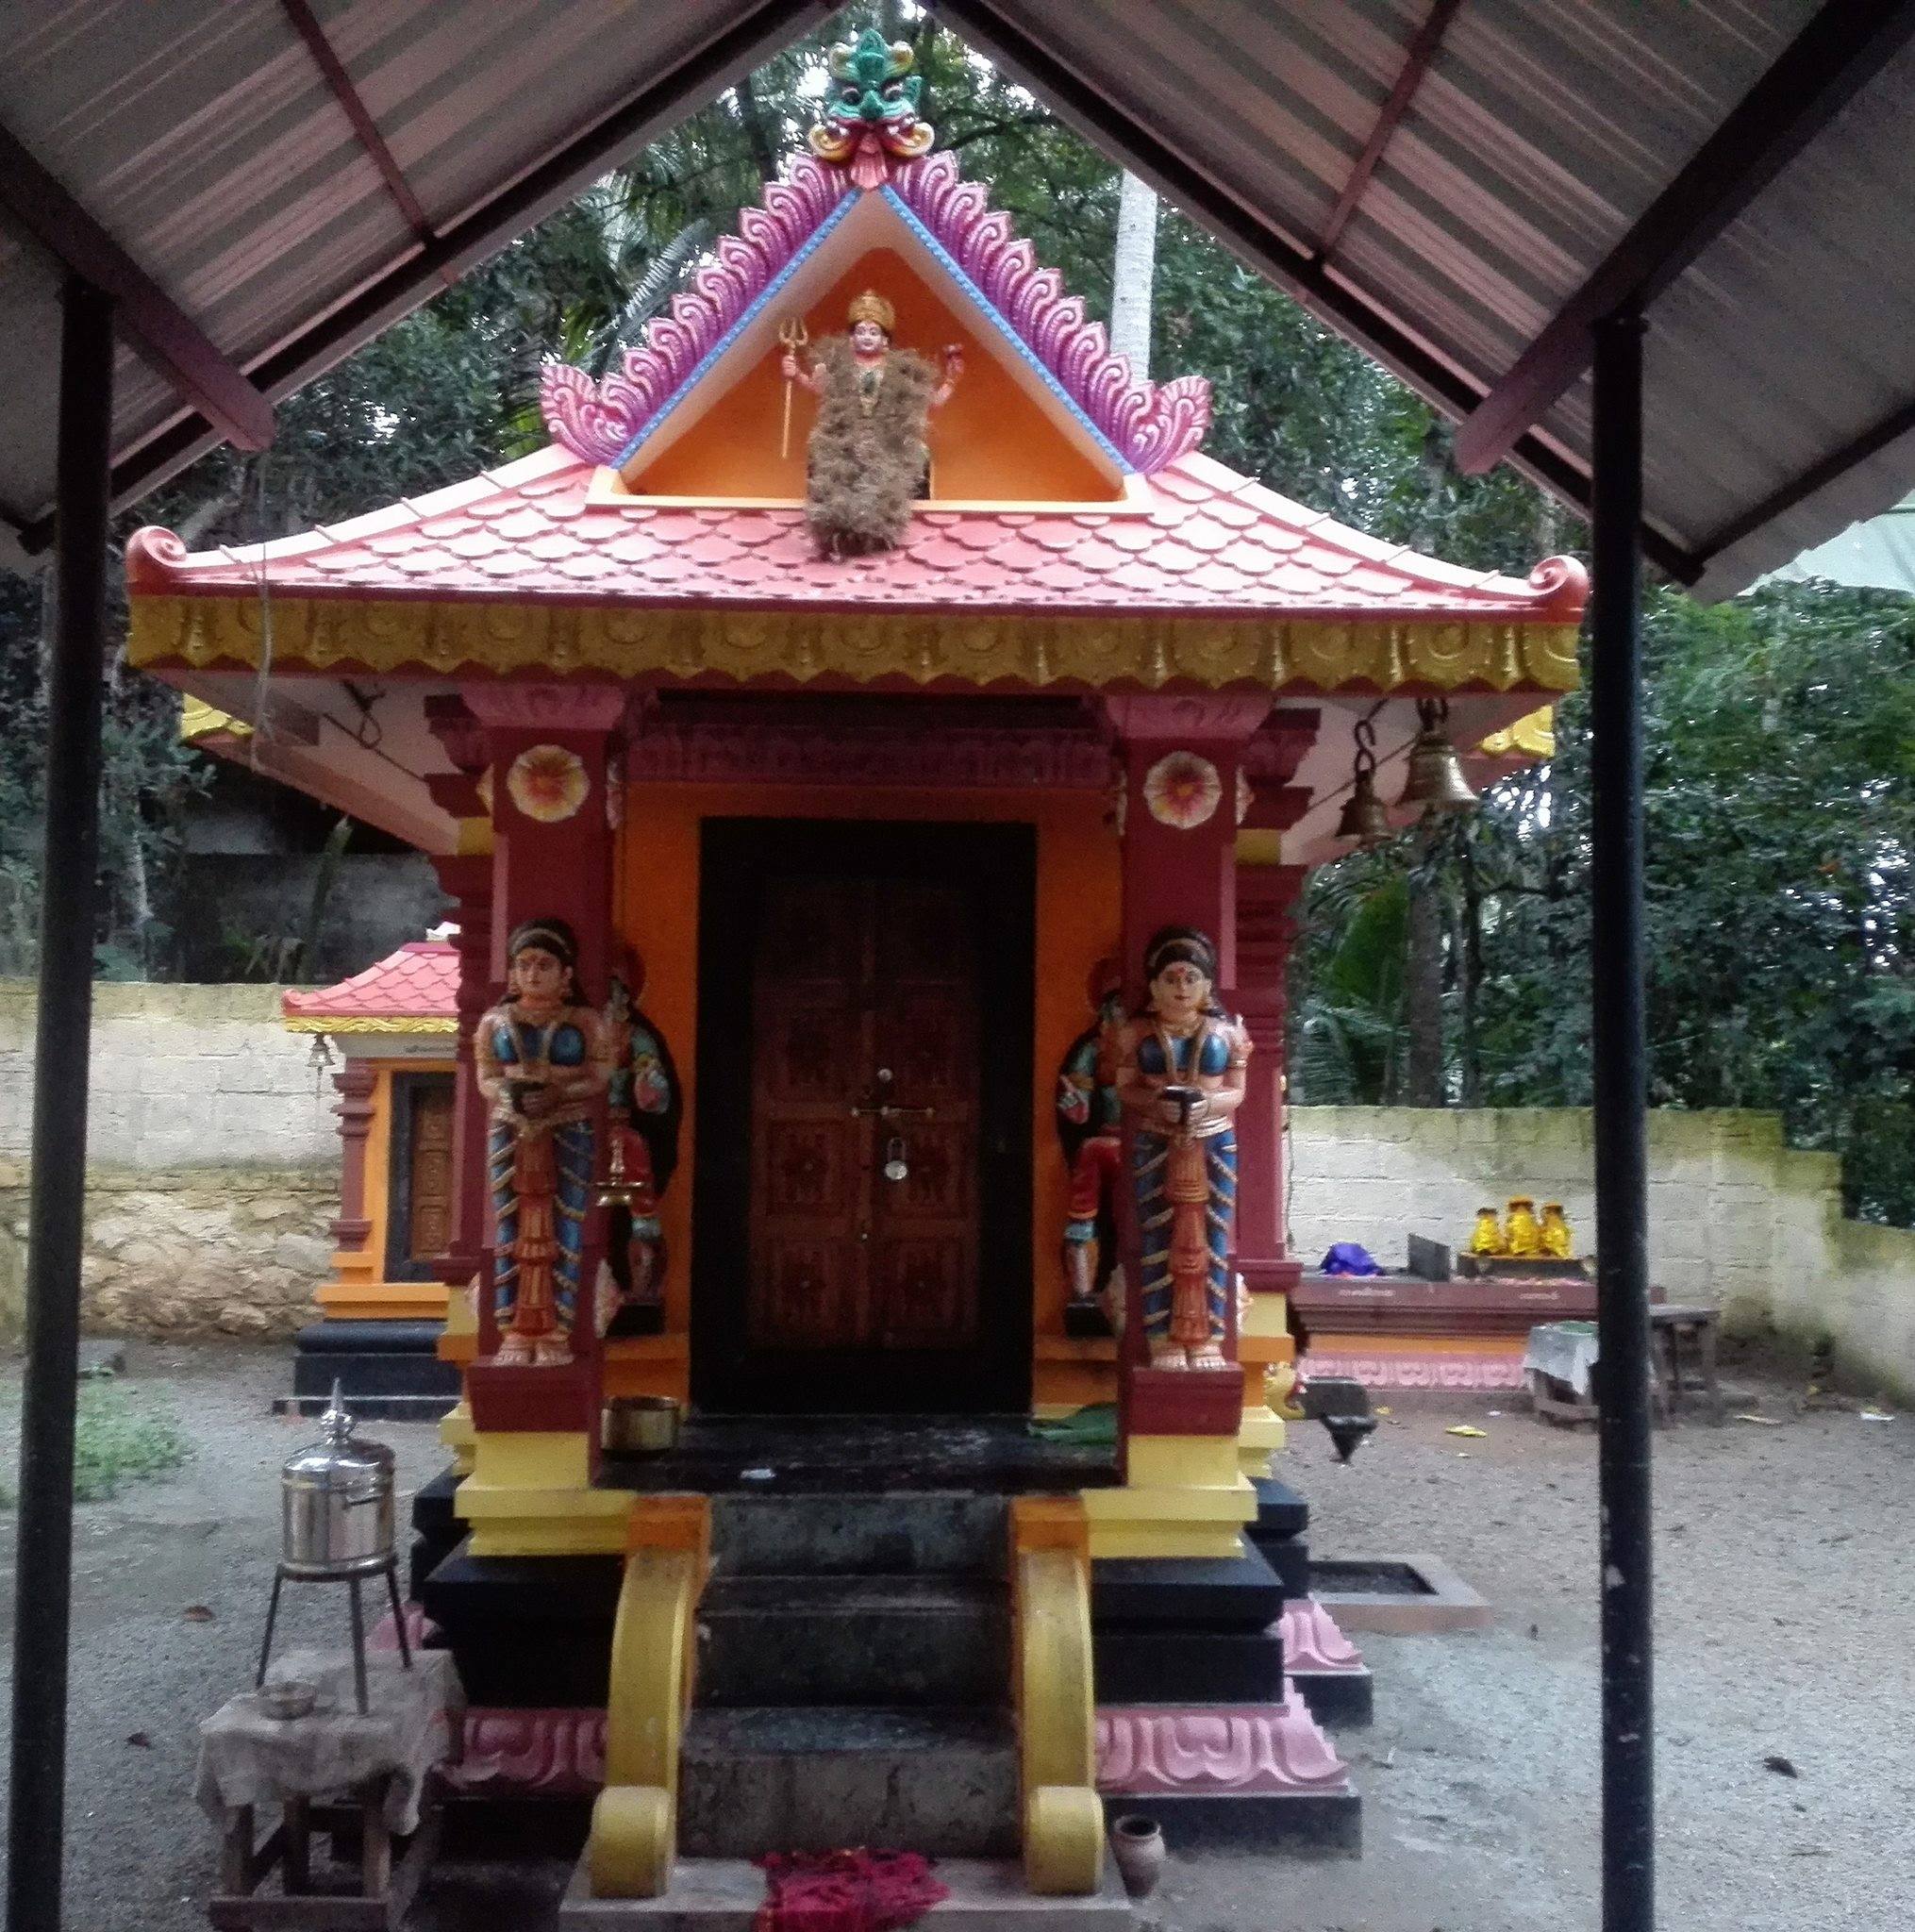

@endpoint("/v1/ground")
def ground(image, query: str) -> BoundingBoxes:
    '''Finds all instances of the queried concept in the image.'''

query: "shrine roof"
[281,941,457,1033]
[128,442,1586,627]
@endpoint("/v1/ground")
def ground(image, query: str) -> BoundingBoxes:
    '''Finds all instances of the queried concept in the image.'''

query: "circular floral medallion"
[1143,750,1223,829]
[507,743,590,824]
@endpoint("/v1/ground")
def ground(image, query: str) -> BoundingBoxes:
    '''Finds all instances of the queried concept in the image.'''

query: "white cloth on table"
[1523,1320,1601,1399]
[193,1647,463,1836]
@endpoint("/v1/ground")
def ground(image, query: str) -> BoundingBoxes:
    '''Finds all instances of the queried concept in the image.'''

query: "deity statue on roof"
[1111,926,1251,1370]
[475,918,614,1365]
[782,289,963,558]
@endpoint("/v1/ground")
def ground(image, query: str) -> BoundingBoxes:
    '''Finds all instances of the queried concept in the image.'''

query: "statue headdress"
[847,290,895,334]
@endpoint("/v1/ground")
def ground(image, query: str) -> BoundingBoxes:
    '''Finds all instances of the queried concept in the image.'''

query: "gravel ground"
[1,1341,1911,1931]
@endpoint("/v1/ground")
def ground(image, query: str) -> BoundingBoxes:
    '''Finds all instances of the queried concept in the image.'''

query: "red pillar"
[428,855,495,1301]
[331,1058,377,1255]
[1105,695,1270,1440]
[1234,862,1307,1300]
[461,684,626,1438]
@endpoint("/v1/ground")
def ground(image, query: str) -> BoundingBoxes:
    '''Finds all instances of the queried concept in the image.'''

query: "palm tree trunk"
[1109,172,1158,376]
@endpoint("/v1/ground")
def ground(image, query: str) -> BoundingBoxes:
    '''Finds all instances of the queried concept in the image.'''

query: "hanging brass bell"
[1396,707,1478,814]
[1334,764,1392,846]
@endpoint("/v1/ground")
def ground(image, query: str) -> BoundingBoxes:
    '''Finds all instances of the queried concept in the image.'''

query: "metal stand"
[257,1558,411,1715]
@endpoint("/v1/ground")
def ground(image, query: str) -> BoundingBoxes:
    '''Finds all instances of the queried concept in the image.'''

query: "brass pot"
[604,1394,681,1455]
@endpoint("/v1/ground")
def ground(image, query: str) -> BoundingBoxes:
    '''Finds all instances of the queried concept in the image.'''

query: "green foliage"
[0,1383,197,1506]
[1297,582,1915,1222]
[73,1383,190,1500]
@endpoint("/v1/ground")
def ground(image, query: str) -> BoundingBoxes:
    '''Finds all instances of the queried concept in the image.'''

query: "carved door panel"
[746,874,980,1355]
[386,1071,457,1281]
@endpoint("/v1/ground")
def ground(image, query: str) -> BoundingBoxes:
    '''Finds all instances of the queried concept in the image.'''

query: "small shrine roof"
[281,941,457,1033]
[130,444,1584,625]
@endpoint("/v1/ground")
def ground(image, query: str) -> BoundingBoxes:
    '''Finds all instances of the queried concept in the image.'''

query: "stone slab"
[1093,1627,1285,1704]
[1243,1530,1309,1600]
[420,1551,621,1707]
[1249,1474,1309,1539]
[558,1857,1134,1927]
[697,1573,1009,1707]
[1091,1549,1284,1630]
[709,1492,1007,1578]
[1288,1666,1374,1725]
[1107,1787,1360,1853]
[678,1705,1018,1859]
[1312,1553,1491,1633]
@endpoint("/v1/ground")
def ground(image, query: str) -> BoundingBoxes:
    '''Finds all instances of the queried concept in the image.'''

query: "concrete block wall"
[0,980,341,1172]
[1289,1107,1915,1396]
[0,981,341,1341]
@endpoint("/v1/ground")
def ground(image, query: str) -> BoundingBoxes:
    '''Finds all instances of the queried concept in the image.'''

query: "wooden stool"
[1650,1305,1724,1424]
[209,1773,438,1929]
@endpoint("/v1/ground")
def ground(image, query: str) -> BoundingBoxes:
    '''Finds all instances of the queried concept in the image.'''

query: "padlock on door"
[883,1133,909,1183]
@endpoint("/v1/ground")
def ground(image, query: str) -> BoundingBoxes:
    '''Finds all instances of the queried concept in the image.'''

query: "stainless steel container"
[604,1394,681,1455]
[279,1385,396,1578]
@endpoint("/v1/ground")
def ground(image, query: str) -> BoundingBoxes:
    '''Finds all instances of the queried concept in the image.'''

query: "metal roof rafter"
[1311,0,1462,267]
[930,0,1696,578]
[1454,0,1915,475]
[278,0,437,254]
[17,0,829,551]
[0,120,275,453]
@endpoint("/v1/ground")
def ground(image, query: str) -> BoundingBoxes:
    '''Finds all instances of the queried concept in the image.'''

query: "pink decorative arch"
[540,151,1212,475]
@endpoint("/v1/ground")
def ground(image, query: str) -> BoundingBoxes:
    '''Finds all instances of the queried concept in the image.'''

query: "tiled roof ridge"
[281,939,458,1022]
[537,149,1210,476]
[126,446,585,589]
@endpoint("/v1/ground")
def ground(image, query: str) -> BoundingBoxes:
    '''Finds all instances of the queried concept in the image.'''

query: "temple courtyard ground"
[0,1341,1909,1931]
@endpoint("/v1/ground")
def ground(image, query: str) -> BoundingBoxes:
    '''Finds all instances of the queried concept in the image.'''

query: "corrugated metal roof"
[4,0,1915,596]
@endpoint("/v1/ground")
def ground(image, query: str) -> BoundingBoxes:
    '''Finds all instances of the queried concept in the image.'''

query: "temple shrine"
[128,41,1583,1912]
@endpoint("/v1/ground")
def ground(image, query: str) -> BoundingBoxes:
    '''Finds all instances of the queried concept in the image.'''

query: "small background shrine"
[126,50,1584,1908]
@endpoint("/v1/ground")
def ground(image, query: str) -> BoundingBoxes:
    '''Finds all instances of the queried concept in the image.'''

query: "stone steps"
[677,1705,1019,1859]
[707,1491,1006,1578]
[679,1491,1019,1859]
[697,1572,1009,1707]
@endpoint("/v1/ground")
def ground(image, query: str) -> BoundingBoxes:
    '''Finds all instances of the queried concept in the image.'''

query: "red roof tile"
[128,445,1590,625]
[281,941,458,1029]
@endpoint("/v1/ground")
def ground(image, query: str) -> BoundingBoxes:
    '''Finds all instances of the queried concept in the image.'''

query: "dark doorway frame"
[691,817,1036,1414]
[383,1069,458,1283]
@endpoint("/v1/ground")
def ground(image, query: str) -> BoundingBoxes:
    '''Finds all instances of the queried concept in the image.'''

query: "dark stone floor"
[597,1413,1120,1494]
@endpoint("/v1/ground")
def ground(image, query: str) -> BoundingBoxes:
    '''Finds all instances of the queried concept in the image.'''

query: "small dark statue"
[597,953,682,1338]
[782,290,962,558]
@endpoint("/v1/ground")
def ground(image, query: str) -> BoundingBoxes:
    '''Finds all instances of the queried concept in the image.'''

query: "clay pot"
[1109,1813,1166,1900]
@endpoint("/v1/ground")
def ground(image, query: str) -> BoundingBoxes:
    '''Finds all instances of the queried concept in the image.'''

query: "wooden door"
[694,820,1035,1413]
[748,874,978,1355]
[384,1072,456,1281]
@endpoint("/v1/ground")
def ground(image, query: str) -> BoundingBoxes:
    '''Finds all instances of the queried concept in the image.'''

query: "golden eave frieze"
[128,594,1581,695]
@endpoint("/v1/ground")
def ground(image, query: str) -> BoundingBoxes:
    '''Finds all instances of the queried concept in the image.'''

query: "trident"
[777,315,809,459]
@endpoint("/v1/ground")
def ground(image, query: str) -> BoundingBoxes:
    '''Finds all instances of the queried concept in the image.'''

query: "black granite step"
[697,1572,1009,1707]
[708,1491,1007,1578]
[678,1705,1019,1858]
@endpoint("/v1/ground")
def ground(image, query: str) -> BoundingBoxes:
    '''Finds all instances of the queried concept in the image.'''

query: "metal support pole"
[6,276,114,1932]
[1590,306,1654,1931]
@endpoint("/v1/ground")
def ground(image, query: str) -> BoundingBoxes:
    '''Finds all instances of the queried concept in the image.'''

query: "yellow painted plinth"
[1236,1404,1285,1479]
[1080,1432,1257,1560]
[456,1430,633,1557]
[439,1400,476,1477]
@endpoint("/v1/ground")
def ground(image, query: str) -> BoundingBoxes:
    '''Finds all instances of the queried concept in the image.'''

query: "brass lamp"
[1396,697,1477,815]
[1334,715,1391,847]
